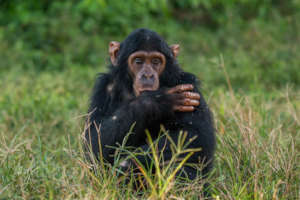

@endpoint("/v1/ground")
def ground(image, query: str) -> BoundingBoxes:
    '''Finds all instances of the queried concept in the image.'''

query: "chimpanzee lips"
[139,88,155,93]
[139,84,158,92]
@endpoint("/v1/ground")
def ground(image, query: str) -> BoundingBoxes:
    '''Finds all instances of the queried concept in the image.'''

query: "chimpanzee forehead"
[119,28,173,58]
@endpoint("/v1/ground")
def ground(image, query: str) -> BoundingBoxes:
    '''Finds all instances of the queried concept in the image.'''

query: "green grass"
[1,65,299,199]
[0,16,300,199]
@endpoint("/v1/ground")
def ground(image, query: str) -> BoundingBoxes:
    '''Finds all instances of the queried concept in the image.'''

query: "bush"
[0,0,299,89]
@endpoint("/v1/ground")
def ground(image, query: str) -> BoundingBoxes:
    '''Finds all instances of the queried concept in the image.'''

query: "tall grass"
[0,64,299,199]
[212,88,299,199]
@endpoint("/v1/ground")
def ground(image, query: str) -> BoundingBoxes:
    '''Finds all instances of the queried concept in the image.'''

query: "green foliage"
[77,0,170,34]
[0,0,299,89]
[171,0,300,21]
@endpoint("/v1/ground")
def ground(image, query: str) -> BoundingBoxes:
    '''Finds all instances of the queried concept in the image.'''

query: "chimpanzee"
[84,28,215,180]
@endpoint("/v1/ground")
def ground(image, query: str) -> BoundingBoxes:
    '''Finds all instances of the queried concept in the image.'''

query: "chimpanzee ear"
[170,44,180,58]
[109,41,120,66]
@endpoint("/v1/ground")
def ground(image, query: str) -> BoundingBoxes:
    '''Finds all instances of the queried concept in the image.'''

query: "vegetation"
[0,1,299,199]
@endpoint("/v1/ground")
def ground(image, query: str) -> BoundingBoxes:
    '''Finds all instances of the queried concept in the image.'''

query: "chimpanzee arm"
[85,75,175,164]
[176,72,215,172]
[179,92,215,174]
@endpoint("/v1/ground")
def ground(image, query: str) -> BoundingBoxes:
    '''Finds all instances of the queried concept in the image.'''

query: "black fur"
[85,28,215,180]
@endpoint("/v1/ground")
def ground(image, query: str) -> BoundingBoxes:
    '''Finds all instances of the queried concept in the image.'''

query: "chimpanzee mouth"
[140,84,156,90]
[140,88,155,92]
[139,87,157,94]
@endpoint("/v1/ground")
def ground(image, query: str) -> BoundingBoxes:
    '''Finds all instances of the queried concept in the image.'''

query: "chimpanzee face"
[128,51,166,96]
[108,39,180,96]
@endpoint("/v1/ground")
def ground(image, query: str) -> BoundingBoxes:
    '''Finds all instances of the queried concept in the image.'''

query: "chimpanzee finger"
[182,92,200,100]
[180,98,200,106]
[167,84,194,94]
[173,105,195,112]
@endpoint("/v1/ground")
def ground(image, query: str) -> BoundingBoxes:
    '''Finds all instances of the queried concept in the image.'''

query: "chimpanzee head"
[109,28,181,96]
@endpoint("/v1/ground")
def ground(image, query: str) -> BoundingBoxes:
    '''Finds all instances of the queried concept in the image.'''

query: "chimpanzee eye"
[152,58,161,65]
[134,57,143,64]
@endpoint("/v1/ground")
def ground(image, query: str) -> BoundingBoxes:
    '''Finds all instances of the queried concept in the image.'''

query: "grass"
[0,16,300,199]
[0,65,299,199]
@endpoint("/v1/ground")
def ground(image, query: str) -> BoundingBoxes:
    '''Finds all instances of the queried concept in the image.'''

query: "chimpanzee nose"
[141,74,155,85]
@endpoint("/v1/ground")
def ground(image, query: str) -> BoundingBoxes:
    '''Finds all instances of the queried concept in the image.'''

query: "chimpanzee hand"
[167,84,200,112]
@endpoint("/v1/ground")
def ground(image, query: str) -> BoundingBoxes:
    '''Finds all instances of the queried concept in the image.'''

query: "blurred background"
[0,1,299,199]
[0,0,299,90]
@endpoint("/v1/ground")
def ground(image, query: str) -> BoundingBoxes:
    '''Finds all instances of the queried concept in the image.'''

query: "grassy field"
[0,18,299,199]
